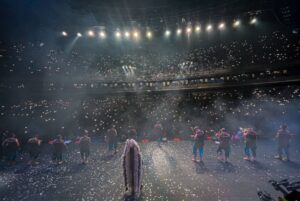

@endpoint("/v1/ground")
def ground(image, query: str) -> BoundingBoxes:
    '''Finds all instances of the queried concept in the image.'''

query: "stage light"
[233,20,240,27]
[186,27,192,34]
[124,31,130,38]
[146,31,152,38]
[165,30,171,36]
[218,22,225,30]
[250,18,257,24]
[62,31,68,36]
[195,26,201,32]
[115,31,121,38]
[99,31,106,39]
[177,29,182,35]
[206,24,212,32]
[77,33,82,37]
[133,31,139,38]
[87,30,95,37]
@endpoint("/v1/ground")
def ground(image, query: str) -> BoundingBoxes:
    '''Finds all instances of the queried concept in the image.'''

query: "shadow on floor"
[101,154,115,161]
[215,161,236,173]
[282,160,300,169]
[122,192,144,201]
[195,161,209,174]
[249,160,268,170]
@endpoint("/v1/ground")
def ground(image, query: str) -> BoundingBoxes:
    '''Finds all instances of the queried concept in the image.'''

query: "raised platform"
[0,140,299,201]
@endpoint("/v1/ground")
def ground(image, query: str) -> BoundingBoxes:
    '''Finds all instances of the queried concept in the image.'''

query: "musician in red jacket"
[274,124,293,161]
[106,125,118,155]
[243,128,258,161]
[79,132,91,164]
[191,127,206,162]
[154,121,164,145]
[2,133,20,165]
[27,135,42,164]
[52,135,67,164]
[215,128,231,163]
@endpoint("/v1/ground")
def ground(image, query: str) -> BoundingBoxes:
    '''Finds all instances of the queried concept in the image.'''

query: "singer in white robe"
[122,129,143,197]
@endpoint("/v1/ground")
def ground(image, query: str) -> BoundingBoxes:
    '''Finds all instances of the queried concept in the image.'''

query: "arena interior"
[0,0,300,201]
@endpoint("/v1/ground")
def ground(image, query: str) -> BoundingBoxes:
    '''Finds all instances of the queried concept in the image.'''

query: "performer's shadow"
[215,161,235,173]
[13,164,31,174]
[248,160,267,170]
[101,154,115,161]
[282,160,300,169]
[122,193,143,201]
[167,156,177,170]
[66,163,87,174]
[122,196,137,201]
[195,161,209,174]
[160,148,177,170]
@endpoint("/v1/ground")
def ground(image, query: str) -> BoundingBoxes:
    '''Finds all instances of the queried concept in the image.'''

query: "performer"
[243,128,258,161]
[154,121,165,144]
[274,124,292,161]
[191,127,205,162]
[79,131,91,164]
[52,135,67,164]
[106,125,118,155]
[215,128,231,162]
[27,135,42,164]
[232,127,243,144]
[171,125,179,139]
[1,133,20,165]
[122,128,143,198]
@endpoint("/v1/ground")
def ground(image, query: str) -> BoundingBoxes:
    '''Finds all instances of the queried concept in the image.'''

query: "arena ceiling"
[0,0,299,41]
[68,0,288,23]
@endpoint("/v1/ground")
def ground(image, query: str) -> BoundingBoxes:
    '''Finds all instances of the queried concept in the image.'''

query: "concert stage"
[0,140,299,201]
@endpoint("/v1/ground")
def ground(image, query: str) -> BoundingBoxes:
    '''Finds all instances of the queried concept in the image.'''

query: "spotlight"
[177,29,182,35]
[124,31,130,38]
[250,18,257,24]
[115,31,121,38]
[77,32,82,37]
[218,22,225,30]
[195,26,201,32]
[99,31,106,38]
[206,24,212,32]
[165,30,171,36]
[146,31,152,38]
[61,31,68,36]
[233,20,240,27]
[186,27,192,34]
[87,30,95,37]
[133,31,139,37]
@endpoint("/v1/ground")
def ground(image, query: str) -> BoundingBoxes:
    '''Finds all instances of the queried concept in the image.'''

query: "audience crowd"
[1,31,299,83]
[1,86,299,145]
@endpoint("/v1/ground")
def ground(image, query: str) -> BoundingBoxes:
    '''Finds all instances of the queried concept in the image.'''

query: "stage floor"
[0,140,299,201]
